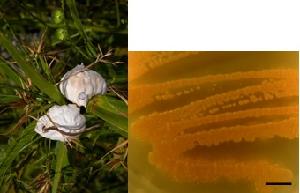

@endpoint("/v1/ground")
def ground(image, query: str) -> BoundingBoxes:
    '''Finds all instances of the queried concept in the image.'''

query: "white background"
[128,0,300,51]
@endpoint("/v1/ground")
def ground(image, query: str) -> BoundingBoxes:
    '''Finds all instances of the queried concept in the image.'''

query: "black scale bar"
[266,182,292,185]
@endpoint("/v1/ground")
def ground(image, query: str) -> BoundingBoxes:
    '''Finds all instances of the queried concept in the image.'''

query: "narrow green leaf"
[0,57,22,86]
[52,142,69,193]
[87,96,128,137]
[0,94,20,104]
[65,0,96,57]
[95,95,127,116]
[0,123,37,186]
[108,124,127,138]
[0,33,65,105]
[37,56,53,80]
[109,74,128,84]
[115,0,121,27]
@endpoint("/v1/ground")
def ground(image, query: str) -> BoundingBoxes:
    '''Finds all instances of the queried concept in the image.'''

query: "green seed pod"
[56,28,68,41]
[53,9,64,24]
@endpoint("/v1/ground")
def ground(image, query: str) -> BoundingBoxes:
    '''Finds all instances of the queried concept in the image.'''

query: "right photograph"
[128,52,298,193]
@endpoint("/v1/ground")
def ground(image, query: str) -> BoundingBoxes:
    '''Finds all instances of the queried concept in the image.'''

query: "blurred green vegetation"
[0,0,128,192]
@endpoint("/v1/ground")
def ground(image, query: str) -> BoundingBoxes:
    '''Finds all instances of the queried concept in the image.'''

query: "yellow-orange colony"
[129,52,298,193]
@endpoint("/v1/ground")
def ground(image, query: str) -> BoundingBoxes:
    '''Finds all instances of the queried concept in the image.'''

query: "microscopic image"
[129,52,298,193]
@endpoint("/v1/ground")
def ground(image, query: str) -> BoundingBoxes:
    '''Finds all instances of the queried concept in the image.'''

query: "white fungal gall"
[59,64,107,107]
[34,104,86,142]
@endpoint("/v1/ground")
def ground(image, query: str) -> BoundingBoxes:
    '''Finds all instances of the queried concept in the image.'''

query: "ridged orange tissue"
[129,52,298,193]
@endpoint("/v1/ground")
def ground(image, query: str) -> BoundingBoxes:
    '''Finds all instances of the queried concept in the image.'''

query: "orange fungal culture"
[129,52,298,193]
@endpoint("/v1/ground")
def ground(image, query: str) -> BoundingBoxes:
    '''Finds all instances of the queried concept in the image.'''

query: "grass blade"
[52,142,69,193]
[0,123,37,186]
[0,32,65,104]
[88,95,128,137]
[0,94,20,104]
[65,0,96,57]
[95,95,127,116]
[0,57,22,86]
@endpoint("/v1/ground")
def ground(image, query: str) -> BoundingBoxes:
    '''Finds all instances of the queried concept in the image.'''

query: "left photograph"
[0,0,128,192]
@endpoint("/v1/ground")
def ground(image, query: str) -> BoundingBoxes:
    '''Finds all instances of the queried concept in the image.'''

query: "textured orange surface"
[129,52,299,193]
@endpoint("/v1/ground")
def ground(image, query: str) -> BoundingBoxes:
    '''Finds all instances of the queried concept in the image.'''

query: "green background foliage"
[0,0,128,192]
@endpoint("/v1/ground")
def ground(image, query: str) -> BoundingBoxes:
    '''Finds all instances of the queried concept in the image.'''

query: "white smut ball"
[59,64,107,107]
[34,104,86,142]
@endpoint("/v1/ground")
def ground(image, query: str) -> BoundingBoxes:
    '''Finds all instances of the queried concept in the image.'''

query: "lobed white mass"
[34,104,86,142]
[59,64,107,107]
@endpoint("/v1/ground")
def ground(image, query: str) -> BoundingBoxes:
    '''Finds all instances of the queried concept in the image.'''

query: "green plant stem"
[52,142,68,193]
